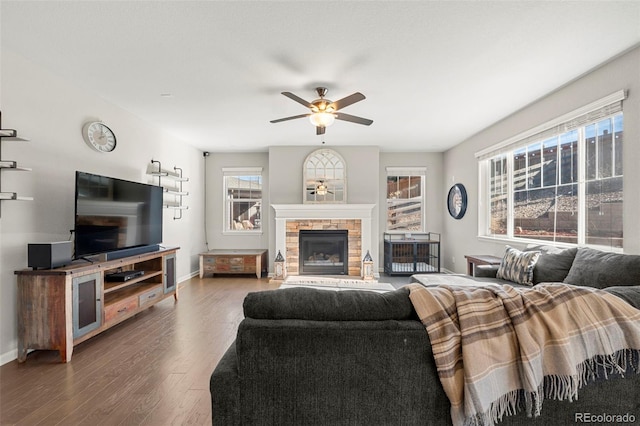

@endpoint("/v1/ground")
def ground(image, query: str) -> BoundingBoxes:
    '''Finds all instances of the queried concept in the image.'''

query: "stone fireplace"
[272,204,375,277]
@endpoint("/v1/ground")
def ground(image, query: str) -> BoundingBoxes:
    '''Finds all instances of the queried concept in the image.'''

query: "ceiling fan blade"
[328,92,365,111]
[335,112,373,126]
[316,126,326,135]
[282,92,314,109]
[270,114,310,123]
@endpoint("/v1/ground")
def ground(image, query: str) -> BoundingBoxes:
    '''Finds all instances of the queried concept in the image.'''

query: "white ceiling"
[2,1,639,153]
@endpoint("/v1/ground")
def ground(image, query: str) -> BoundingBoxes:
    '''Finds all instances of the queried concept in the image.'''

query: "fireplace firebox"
[299,230,348,275]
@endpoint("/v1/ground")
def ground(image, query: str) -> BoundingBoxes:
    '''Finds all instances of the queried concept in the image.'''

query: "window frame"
[385,166,427,233]
[222,167,263,235]
[476,91,625,250]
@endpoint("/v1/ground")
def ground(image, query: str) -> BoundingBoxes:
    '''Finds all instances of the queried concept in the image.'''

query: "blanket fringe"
[465,349,640,426]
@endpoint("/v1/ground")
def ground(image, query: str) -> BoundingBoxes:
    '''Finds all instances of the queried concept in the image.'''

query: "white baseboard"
[1,346,18,366]
[179,270,200,283]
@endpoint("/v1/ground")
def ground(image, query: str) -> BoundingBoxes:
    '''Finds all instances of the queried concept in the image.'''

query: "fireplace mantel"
[272,204,375,219]
[272,204,376,276]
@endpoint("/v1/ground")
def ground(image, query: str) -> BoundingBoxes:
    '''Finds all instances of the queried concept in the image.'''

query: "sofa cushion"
[496,246,541,285]
[243,287,415,321]
[524,245,578,284]
[604,286,640,310]
[563,247,640,289]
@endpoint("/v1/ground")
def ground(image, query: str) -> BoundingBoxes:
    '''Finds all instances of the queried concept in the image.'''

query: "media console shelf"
[15,246,179,363]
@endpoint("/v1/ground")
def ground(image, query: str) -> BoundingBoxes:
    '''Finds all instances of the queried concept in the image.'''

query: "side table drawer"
[214,264,231,272]
[229,257,244,272]
[139,286,163,307]
[243,256,256,272]
[105,297,138,324]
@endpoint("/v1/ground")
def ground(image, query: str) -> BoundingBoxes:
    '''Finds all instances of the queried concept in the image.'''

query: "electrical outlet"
[452,256,456,264]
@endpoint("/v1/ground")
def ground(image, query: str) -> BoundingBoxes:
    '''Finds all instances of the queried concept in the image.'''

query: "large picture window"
[223,167,262,233]
[478,92,625,249]
[386,167,426,232]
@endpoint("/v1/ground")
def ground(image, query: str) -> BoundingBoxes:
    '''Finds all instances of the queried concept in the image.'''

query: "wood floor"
[0,276,280,426]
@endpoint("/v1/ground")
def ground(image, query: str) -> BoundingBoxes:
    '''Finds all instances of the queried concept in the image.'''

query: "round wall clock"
[447,183,467,219]
[82,121,117,153]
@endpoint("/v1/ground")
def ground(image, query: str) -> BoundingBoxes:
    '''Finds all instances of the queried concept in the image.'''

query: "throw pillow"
[563,247,640,289]
[496,246,541,285]
[524,245,578,284]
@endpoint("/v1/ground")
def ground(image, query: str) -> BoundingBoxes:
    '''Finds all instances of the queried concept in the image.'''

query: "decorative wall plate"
[447,183,467,219]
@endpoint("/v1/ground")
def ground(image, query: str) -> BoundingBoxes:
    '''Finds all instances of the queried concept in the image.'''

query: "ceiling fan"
[309,179,333,195]
[270,87,373,135]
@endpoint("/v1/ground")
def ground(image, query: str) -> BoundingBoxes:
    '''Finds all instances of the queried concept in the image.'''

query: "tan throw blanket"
[407,283,640,426]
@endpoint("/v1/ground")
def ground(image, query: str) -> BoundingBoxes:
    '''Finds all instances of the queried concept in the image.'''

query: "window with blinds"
[477,91,625,248]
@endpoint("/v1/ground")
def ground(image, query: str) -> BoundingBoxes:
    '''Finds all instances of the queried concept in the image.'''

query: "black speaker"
[28,241,73,269]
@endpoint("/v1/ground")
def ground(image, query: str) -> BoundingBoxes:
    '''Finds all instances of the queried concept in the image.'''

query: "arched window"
[303,149,346,203]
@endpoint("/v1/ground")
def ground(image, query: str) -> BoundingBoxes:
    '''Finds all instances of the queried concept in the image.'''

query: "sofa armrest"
[474,264,499,278]
[210,342,241,426]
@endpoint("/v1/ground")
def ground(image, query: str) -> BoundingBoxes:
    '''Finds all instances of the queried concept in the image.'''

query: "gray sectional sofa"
[210,246,640,425]
[414,246,640,305]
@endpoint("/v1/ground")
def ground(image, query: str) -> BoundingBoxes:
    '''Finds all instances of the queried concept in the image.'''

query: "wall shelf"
[1,111,32,211]
[0,193,34,201]
[147,159,188,219]
[0,160,32,171]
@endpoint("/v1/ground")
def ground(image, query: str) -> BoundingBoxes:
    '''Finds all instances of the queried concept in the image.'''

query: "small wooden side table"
[464,254,502,276]
[200,249,268,279]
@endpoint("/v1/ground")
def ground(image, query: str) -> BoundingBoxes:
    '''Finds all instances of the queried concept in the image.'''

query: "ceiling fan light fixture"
[316,184,328,195]
[309,112,335,127]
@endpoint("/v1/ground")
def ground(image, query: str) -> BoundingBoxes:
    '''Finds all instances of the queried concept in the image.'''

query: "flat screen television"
[74,171,163,258]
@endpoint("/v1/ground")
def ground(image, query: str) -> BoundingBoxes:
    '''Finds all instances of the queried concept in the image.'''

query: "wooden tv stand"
[15,247,179,363]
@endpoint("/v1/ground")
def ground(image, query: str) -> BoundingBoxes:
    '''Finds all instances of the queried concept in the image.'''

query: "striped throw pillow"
[496,246,541,285]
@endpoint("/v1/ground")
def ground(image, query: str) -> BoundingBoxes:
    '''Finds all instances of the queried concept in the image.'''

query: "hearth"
[299,230,348,275]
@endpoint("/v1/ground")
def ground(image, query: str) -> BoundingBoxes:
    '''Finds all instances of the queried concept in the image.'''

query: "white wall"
[442,45,640,273]
[0,50,205,364]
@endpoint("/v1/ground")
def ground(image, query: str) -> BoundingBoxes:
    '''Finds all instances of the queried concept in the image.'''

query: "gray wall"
[442,45,640,273]
[378,152,445,269]
[267,145,381,270]
[204,152,270,251]
[205,147,446,274]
